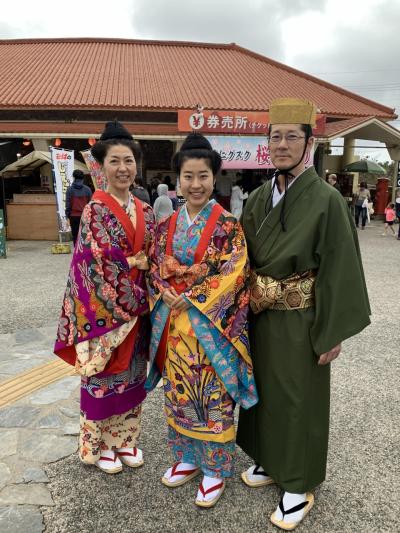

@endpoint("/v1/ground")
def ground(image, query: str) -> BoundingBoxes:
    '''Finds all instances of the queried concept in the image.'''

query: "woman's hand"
[318,343,342,365]
[127,256,137,268]
[135,253,149,270]
[128,251,149,270]
[172,295,190,312]
[162,289,190,311]
[162,288,179,308]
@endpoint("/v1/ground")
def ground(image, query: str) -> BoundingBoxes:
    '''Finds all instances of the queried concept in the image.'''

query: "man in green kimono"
[237,98,370,530]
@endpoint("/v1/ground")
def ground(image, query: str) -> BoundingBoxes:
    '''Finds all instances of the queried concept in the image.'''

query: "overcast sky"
[1,0,399,161]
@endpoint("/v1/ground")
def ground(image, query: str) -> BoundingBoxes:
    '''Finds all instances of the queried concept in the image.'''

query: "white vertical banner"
[50,147,74,232]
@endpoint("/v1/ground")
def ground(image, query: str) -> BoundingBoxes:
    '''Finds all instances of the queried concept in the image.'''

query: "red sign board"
[178,110,269,134]
[178,109,326,135]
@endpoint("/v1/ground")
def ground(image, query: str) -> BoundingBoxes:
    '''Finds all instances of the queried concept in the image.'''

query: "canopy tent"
[0,150,87,177]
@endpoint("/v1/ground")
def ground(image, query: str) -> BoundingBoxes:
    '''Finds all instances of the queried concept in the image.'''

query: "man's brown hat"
[269,97,317,127]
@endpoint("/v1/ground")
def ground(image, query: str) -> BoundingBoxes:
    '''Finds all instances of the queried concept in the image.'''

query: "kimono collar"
[271,167,308,208]
[184,199,215,226]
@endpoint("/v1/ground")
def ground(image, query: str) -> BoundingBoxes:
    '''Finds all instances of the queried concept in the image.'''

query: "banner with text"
[179,110,269,134]
[81,149,107,191]
[179,109,326,136]
[207,136,314,170]
[50,147,74,232]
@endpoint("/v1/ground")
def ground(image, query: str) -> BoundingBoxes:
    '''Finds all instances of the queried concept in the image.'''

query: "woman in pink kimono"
[55,121,154,474]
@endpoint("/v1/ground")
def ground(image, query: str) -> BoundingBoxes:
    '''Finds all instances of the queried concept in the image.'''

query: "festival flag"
[81,149,107,191]
[50,147,74,233]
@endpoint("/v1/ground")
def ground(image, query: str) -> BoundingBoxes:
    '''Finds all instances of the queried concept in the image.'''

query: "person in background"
[65,170,92,244]
[132,176,151,204]
[395,190,400,240]
[327,173,341,193]
[354,181,371,230]
[382,202,396,236]
[175,178,186,208]
[153,183,174,221]
[149,177,161,206]
[230,178,248,219]
[216,169,232,210]
[164,175,178,210]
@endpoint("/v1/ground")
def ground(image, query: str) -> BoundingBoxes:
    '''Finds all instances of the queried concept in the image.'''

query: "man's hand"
[318,343,342,365]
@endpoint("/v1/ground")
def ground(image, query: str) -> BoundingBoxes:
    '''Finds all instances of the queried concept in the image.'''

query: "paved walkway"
[0,224,399,532]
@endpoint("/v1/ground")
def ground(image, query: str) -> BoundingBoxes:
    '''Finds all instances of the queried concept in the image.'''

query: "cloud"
[287,0,400,113]
[130,0,328,62]
[0,21,24,39]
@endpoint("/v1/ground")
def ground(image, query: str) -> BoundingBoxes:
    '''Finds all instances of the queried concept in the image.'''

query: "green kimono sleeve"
[310,195,371,356]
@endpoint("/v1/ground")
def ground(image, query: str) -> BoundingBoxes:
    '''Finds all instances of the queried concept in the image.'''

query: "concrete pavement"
[0,222,399,532]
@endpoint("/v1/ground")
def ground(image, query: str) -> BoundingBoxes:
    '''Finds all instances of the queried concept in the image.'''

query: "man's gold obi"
[249,270,316,314]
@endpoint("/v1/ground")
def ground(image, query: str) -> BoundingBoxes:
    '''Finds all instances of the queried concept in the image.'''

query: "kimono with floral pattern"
[55,194,154,422]
[147,201,257,453]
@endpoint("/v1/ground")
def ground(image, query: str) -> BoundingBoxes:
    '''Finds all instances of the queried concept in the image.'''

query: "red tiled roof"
[0,38,395,119]
[323,117,374,137]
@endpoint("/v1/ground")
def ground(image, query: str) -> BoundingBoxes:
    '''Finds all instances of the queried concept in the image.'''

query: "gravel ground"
[2,222,400,532]
[0,241,71,334]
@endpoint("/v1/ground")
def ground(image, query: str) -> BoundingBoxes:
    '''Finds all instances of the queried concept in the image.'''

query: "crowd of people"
[55,98,371,530]
[326,173,400,238]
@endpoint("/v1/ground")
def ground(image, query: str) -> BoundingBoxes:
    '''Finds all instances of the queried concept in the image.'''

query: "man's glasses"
[269,134,306,144]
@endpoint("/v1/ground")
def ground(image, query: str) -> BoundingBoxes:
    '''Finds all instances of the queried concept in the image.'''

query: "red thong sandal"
[195,479,225,508]
[161,462,200,488]
[95,451,123,474]
[116,447,144,468]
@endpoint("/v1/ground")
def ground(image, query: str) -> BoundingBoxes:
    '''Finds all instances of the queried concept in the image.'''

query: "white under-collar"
[271,168,308,208]
[184,200,214,226]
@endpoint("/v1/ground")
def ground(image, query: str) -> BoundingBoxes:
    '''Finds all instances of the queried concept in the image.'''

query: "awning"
[0,150,87,177]
[317,117,400,149]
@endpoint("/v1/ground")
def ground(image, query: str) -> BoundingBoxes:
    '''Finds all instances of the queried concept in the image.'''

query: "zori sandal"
[95,450,123,474]
[270,492,314,530]
[241,464,275,488]
[161,462,200,487]
[116,447,144,468]
[195,478,225,508]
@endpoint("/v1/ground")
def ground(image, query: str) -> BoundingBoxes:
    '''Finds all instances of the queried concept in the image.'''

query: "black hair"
[72,169,85,180]
[172,133,222,175]
[172,148,222,174]
[91,138,142,165]
[268,123,312,139]
[360,181,368,188]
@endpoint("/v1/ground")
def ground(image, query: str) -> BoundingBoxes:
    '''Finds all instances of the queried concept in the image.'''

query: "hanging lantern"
[88,138,96,146]
[54,138,62,147]
[22,139,31,146]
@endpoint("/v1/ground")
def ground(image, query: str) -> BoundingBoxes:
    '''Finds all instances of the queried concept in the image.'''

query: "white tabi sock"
[164,462,197,481]
[275,491,307,523]
[197,475,224,502]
